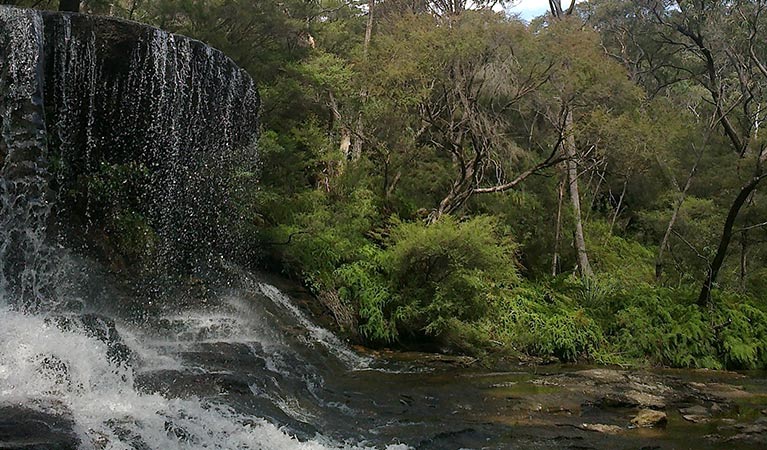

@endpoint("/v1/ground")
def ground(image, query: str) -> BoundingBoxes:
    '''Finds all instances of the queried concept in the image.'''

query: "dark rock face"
[0,406,79,449]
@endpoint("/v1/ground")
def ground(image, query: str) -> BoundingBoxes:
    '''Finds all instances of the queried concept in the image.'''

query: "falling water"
[0,6,501,450]
[42,12,260,269]
[0,8,55,311]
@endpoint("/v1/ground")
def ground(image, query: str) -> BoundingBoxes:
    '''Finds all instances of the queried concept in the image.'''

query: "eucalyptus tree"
[636,0,767,304]
[362,10,565,223]
[537,0,646,277]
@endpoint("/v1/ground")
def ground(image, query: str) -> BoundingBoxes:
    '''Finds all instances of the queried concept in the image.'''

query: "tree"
[643,1,767,304]
[544,1,594,276]
[540,2,645,277]
[363,11,562,223]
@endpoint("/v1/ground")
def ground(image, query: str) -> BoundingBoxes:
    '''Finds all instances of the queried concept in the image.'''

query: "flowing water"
[1,6,766,450]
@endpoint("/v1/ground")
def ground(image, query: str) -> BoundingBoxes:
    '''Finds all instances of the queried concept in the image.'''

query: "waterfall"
[42,11,260,272]
[0,8,55,311]
[0,6,260,311]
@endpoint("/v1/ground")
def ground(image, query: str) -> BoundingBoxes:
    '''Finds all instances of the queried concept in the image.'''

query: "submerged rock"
[579,423,624,434]
[575,368,626,383]
[600,390,667,409]
[680,404,711,423]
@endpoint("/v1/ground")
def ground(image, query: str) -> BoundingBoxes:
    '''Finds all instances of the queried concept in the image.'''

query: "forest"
[9,0,767,370]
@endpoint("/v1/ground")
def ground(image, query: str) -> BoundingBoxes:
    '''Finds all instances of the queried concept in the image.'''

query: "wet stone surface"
[0,405,79,449]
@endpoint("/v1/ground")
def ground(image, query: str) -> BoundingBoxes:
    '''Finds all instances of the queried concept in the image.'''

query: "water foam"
[0,303,409,449]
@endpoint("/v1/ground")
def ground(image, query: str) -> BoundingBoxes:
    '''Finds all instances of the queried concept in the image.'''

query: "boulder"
[680,405,711,423]
[0,405,79,449]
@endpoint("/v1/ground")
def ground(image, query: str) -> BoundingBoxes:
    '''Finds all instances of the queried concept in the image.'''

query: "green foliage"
[711,293,767,369]
[322,215,520,344]
[608,286,721,368]
[83,162,158,264]
[489,284,603,361]
[108,210,158,262]
[585,221,656,284]
[268,187,380,290]
[381,216,519,338]
[334,244,394,341]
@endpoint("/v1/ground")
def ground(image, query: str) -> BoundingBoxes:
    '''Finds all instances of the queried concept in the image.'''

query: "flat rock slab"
[579,423,624,434]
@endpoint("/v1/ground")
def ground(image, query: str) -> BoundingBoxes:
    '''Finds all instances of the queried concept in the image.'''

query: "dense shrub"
[381,216,518,337]
[252,180,767,369]
[338,215,519,343]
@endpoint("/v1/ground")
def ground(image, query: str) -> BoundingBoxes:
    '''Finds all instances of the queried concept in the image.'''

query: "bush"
[609,287,720,368]
[381,216,519,338]
[334,215,520,344]
[593,286,767,369]
[711,292,767,369]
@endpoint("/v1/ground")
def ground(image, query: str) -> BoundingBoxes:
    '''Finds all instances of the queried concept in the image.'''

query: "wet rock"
[681,414,709,423]
[47,314,135,366]
[688,381,750,400]
[575,369,626,384]
[80,314,135,365]
[36,354,72,388]
[517,354,561,366]
[631,409,667,428]
[579,423,623,434]
[729,416,767,434]
[680,405,710,423]
[105,420,151,450]
[599,390,666,409]
[0,406,79,449]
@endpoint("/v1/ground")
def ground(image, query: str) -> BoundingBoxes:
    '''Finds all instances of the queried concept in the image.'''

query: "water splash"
[0,304,407,450]
[257,283,375,371]
[0,7,420,449]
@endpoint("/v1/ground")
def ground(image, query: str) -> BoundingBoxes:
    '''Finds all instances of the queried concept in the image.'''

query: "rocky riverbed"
[5,356,764,449]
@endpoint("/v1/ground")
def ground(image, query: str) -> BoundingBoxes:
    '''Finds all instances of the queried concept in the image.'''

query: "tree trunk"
[363,0,374,58]
[608,178,628,235]
[563,108,593,277]
[552,177,565,276]
[586,161,607,221]
[740,230,748,291]
[350,0,375,162]
[698,174,764,305]
[656,149,703,281]
[328,91,352,160]
[59,0,79,12]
